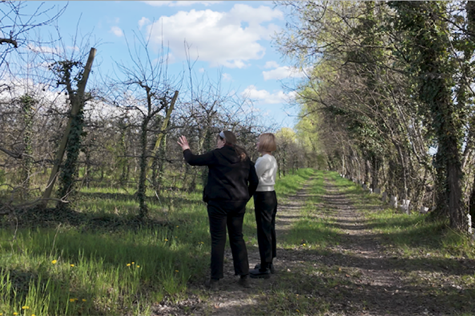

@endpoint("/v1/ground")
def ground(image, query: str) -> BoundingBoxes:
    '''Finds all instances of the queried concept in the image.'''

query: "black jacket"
[183,145,259,203]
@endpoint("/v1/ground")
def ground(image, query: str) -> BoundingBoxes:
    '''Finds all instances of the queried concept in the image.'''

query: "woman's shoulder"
[256,154,275,165]
[262,154,275,161]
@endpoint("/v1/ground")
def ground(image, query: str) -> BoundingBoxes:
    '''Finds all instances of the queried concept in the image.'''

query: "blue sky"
[40,1,304,128]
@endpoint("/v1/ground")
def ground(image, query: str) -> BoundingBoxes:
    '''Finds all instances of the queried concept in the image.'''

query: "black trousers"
[254,191,278,268]
[207,201,249,280]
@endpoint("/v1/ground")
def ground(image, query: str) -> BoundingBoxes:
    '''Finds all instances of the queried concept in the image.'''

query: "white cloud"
[263,66,306,81]
[222,73,232,81]
[110,26,124,37]
[264,61,280,69]
[199,68,205,73]
[26,44,80,56]
[143,1,220,7]
[241,85,296,104]
[27,44,62,54]
[138,17,151,30]
[147,4,283,68]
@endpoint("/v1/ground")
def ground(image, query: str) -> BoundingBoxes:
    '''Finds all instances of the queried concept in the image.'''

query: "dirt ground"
[153,175,475,316]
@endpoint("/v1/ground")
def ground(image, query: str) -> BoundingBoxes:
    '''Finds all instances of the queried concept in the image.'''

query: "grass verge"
[0,168,315,316]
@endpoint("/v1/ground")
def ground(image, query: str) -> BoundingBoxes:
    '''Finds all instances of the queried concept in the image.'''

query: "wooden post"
[150,90,179,161]
[40,47,97,208]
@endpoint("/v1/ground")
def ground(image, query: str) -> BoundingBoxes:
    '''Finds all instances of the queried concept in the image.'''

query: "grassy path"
[160,170,475,316]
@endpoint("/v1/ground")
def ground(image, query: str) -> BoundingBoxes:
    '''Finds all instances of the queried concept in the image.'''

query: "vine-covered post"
[20,94,35,200]
[151,91,179,192]
[40,47,97,208]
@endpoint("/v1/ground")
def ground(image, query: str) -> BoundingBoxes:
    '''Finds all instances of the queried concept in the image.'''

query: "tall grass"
[0,168,316,315]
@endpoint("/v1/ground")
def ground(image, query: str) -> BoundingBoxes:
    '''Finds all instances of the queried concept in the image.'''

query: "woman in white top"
[250,133,278,279]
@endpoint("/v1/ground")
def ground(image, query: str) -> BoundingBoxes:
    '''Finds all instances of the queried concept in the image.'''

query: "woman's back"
[183,145,258,203]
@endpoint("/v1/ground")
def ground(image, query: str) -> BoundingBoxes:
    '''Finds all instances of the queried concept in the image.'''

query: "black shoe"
[205,278,219,290]
[254,263,275,274]
[238,275,251,288]
[249,267,271,279]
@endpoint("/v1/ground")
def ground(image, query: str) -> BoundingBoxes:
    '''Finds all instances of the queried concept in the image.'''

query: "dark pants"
[254,191,277,269]
[207,201,249,280]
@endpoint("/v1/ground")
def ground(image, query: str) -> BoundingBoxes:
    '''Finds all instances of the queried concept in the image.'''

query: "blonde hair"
[258,133,277,152]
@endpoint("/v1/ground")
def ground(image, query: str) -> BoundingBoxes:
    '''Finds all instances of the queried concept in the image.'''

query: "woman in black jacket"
[178,131,258,289]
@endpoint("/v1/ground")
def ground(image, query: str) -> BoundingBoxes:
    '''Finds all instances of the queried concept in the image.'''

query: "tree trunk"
[469,175,475,229]
[371,155,379,191]
[137,117,150,219]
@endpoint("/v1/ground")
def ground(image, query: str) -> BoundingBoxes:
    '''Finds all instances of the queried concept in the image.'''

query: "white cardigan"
[255,154,277,192]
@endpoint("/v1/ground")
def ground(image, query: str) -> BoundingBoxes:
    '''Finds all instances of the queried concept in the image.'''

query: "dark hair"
[218,131,248,160]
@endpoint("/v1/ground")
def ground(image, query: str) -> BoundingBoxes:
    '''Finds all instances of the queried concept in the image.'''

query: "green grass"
[4,168,475,315]
[263,170,475,315]
[0,208,210,315]
[274,168,316,197]
[281,171,340,250]
[330,172,475,260]
[0,168,316,316]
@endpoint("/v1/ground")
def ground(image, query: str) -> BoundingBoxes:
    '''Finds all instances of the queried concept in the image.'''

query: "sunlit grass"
[274,168,316,197]
[8,168,475,315]
[0,219,209,315]
[328,171,475,259]
[0,169,316,315]
[282,171,341,250]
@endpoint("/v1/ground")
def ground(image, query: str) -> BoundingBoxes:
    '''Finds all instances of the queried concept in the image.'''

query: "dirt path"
[155,175,475,316]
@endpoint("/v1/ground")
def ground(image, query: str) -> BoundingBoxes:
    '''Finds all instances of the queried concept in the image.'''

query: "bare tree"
[106,32,181,219]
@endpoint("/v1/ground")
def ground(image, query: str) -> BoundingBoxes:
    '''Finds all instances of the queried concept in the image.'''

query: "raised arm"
[183,149,216,166]
[178,135,216,166]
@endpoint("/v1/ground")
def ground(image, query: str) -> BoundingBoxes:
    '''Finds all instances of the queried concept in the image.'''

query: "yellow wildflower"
[82,299,87,302]
[51,260,57,264]
[21,306,29,309]
[165,239,168,241]
[176,226,179,228]
[13,313,18,316]
[70,264,75,267]
[131,262,135,264]
[302,243,306,246]
[175,270,179,272]
[137,265,140,268]
[127,263,131,267]
[69,298,75,302]
[32,314,36,316]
